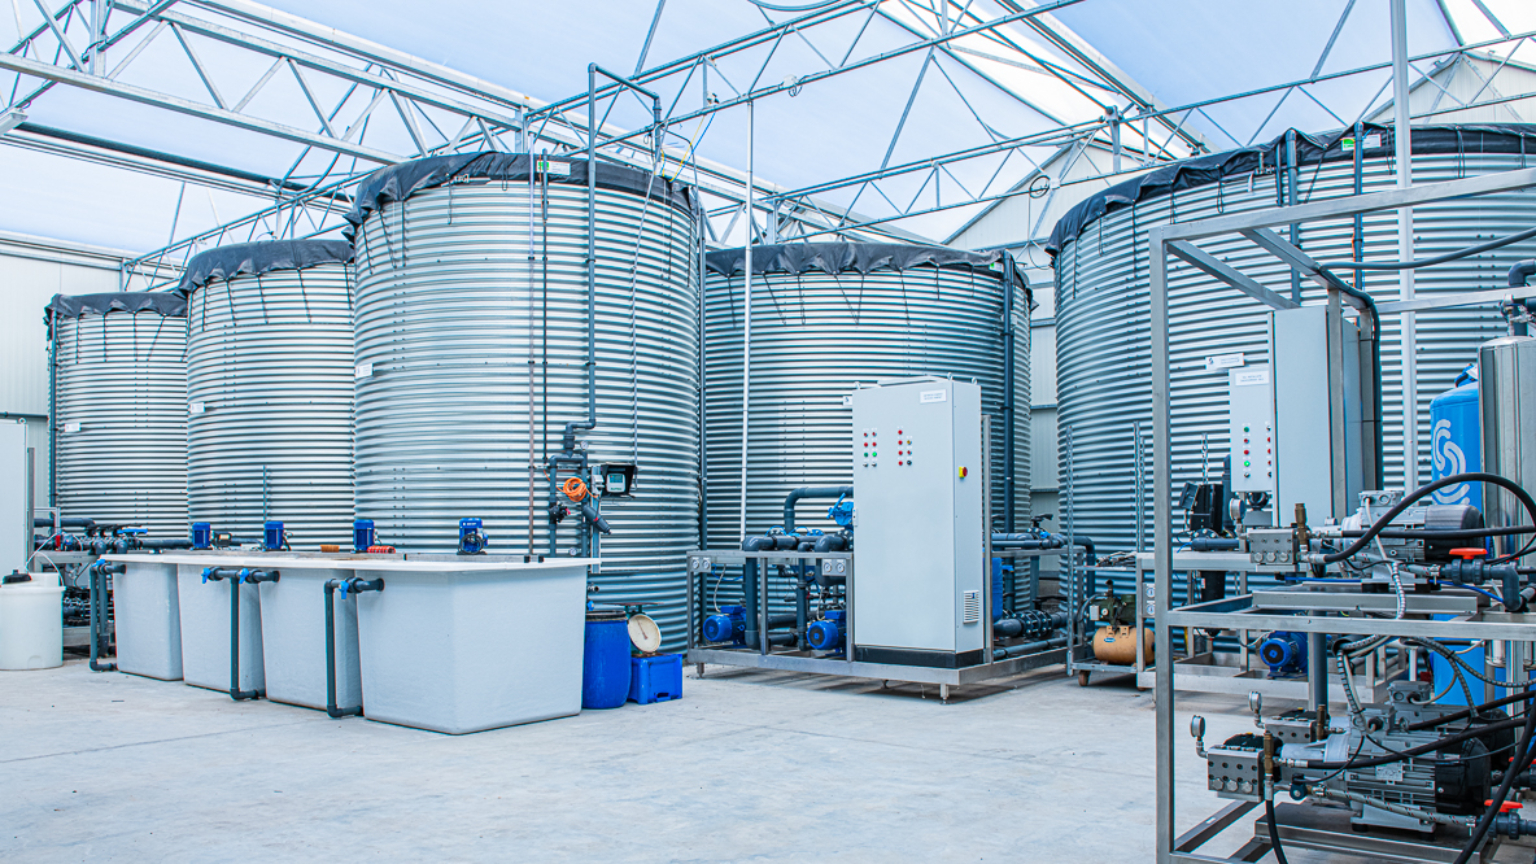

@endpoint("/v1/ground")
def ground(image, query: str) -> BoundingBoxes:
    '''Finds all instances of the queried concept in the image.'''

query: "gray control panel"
[851,378,985,664]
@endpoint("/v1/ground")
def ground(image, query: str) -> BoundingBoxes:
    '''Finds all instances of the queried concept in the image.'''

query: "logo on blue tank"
[1431,418,1470,506]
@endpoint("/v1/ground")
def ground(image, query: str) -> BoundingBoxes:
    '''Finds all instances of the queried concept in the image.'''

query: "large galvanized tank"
[181,240,355,549]
[702,243,1030,547]
[347,153,701,643]
[1050,123,1527,554]
[47,292,189,540]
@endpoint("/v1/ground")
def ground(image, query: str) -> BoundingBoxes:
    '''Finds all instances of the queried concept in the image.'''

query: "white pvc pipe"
[1391,0,1418,488]
[738,100,754,542]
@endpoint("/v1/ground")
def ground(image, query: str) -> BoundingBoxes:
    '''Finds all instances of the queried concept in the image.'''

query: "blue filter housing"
[1430,365,1481,509]
[702,605,747,645]
[1258,631,1308,678]
[806,610,846,652]
[263,521,285,551]
[192,522,212,550]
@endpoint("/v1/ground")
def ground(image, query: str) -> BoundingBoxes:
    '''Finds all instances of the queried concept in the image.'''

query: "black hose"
[1342,525,1536,540]
[1306,716,1525,769]
[1455,689,1536,864]
[1323,227,1536,272]
[1405,688,1536,731]
[1323,473,1536,564]
[1265,798,1290,864]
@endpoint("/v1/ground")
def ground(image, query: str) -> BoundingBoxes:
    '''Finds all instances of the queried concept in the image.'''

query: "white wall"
[0,232,135,510]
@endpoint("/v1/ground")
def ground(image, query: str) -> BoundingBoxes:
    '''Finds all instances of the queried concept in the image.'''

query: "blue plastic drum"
[581,611,632,710]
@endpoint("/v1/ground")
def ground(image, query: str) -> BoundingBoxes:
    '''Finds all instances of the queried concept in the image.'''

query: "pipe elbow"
[1509,259,1536,288]
[741,535,775,552]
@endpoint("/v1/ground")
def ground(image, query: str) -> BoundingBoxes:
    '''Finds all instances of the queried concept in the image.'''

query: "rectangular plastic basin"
[175,564,264,695]
[355,559,589,734]
[256,568,360,711]
[113,560,183,680]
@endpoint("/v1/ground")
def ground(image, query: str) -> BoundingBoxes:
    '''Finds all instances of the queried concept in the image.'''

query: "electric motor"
[806,610,846,652]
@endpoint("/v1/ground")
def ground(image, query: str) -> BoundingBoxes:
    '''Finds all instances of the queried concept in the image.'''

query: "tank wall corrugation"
[702,263,1030,552]
[53,312,188,539]
[186,263,355,548]
[351,177,700,647]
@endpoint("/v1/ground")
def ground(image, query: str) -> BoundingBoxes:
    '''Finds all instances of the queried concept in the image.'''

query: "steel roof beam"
[1168,240,1299,311]
[0,50,401,161]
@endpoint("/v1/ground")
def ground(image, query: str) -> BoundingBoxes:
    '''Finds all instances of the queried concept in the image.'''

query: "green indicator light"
[1244,460,1251,467]
[1243,426,1250,433]
[872,451,877,457]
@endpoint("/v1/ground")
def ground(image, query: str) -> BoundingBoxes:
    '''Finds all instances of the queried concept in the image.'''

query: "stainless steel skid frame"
[684,547,1087,702]
[1149,166,1536,863]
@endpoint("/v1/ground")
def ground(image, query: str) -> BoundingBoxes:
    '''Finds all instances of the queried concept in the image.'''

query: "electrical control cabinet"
[850,378,986,668]
[1228,366,1276,496]
[1226,305,1367,525]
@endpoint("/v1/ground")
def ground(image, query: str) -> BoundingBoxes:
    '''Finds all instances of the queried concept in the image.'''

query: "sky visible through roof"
[1,0,1532,258]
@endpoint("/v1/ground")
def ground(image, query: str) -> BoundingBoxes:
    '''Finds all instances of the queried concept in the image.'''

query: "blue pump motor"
[702,605,747,645]
[1258,631,1308,678]
[191,522,212,550]
[1430,364,1482,509]
[806,610,846,652]
[353,519,376,553]
[263,521,285,551]
[458,518,488,555]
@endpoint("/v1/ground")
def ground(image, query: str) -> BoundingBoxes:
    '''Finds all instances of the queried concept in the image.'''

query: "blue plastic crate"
[628,653,683,704]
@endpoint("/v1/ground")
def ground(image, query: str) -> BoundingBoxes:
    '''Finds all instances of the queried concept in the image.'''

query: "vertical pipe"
[48,313,56,509]
[1352,120,1365,292]
[737,100,754,543]
[1002,252,1017,534]
[1286,129,1302,304]
[1308,631,1328,712]
[1390,0,1418,489]
[25,446,34,561]
[1149,229,1175,864]
[1110,107,1122,173]
[528,153,538,555]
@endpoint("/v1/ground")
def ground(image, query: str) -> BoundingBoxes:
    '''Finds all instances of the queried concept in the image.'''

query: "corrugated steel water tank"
[181,240,355,548]
[1050,123,1529,554]
[347,153,701,642]
[703,243,1030,546]
[47,292,189,540]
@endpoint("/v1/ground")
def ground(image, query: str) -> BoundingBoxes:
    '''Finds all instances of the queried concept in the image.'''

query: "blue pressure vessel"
[1429,364,1481,508]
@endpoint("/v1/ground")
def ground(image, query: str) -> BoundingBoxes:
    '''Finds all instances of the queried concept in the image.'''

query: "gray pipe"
[992,635,1068,661]
[1508,259,1536,288]
[990,533,1064,549]
[1190,536,1240,552]
[993,611,1067,639]
[740,534,775,648]
[783,486,853,534]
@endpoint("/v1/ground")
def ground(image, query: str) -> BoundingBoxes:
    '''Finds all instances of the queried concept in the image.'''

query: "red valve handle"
[1450,547,1489,560]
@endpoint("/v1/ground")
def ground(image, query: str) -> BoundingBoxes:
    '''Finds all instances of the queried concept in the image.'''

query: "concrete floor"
[0,658,1515,863]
